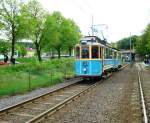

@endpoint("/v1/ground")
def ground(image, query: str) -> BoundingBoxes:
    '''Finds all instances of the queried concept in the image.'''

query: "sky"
[39,0,150,42]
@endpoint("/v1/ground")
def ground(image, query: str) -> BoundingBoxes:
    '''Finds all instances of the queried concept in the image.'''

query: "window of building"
[92,46,99,59]
[81,46,89,59]
[75,47,80,59]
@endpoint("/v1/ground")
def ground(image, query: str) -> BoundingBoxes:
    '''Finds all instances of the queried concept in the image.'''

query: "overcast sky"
[39,0,150,42]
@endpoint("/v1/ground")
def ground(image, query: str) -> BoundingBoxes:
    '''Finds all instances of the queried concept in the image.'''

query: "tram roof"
[77,36,120,51]
[80,36,106,45]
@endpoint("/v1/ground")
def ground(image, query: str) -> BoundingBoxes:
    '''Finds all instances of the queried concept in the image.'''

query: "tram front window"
[92,46,99,59]
[75,47,80,59]
[81,47,89,59]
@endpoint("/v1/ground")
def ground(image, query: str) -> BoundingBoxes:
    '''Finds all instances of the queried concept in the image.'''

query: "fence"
[0,61,75,96]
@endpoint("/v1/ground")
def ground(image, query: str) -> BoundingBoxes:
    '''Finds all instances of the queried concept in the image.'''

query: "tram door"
[81,46,90,75]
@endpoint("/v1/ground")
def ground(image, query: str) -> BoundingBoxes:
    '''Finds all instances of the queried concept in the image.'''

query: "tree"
[43,12,65,58]
[117,35,138,50]
[0,0,24,60]
[61,19,81,56]
[110,42,117,48]
[21,0,47,62]
[136,24,150,55]
[43,12,81,58]
[0,39,10,53]
[16,44,27,57]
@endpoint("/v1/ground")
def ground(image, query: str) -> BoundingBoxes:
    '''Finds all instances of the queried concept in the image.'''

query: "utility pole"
[130,32,132,62]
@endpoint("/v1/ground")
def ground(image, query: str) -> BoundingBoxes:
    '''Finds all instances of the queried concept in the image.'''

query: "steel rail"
[0,64,127,123]
[27,64,128,123]
[120,64,128,69]
[138,71,148,123]
[0,77,82,114]
[26,82,100,123]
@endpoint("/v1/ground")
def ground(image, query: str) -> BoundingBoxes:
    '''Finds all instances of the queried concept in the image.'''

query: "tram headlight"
[83,68,86,72]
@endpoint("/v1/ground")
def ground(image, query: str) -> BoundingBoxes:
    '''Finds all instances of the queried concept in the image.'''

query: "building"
[121,49,135,62]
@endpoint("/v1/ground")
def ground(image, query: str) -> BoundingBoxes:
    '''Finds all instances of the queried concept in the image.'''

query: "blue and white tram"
[75,36,122,78]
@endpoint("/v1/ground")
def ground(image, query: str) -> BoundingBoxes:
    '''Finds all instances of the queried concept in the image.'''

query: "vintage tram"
[75,36,122,78]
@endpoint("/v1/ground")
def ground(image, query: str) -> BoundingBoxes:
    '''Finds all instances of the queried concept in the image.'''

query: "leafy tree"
[43,12,65,58]
[117,35,138,50]
[61,19,81,56]
[110,42,117,48]
[136,24,150,55]
[0,40,10,53]
[0,0,25,60]
[43,12,81,58]
[21,0,47,62]
[16,44,27,57]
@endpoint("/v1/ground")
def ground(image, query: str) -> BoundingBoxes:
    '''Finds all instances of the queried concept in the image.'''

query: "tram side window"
[114,51,117,59]
[118,52,121,59]
[109,49,113,59]
[76,47,80,59]
[81,47,89,59]
[106,48,109,59]
[100,47,102,59]
[117,52,119,59]
[92,46,99,59]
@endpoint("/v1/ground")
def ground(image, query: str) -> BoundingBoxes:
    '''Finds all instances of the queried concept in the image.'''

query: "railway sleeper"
[10,112,35,118]
[22,107,46,111]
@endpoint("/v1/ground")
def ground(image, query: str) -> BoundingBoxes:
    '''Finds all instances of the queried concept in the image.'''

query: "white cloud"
[39,0,150,42]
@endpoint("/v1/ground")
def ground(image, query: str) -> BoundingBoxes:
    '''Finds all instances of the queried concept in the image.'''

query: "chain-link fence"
[0,61,75,96]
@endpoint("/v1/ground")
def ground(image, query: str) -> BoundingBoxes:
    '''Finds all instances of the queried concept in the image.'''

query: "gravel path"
[0,77,81,110]
[40,65,139,123]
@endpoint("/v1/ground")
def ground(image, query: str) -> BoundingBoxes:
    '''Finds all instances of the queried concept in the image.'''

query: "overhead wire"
[70,0,109,39]
[70,0,94,35]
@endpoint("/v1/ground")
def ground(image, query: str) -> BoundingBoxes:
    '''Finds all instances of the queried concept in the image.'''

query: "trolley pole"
[92,15,94,36]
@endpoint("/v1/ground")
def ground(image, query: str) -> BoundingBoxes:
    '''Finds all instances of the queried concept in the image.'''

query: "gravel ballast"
[0,64,145,123]
[40,65,140,123]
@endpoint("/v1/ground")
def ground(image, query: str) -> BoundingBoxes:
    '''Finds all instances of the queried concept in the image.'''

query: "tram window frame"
[106,48,109,59]
[75,46,80,59]
[100,46,102,59]
[102,47,104,59]
[114,51,117,59]
[116,52,119,59]
[117,52,120,59]
[104,47,106,59]
[91,46,99,59]
[118,52,121,59]
[109,49,113,59]
[81,46,89,59]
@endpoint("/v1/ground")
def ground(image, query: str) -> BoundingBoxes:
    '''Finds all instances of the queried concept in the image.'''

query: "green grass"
[0,58,75,96]
[146,65,150,71]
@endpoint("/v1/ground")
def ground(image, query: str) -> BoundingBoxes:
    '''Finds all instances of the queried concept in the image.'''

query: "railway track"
[134,63,149,123]
[0,65,127,123]
[0,78,100,123]
[138,71,148,123]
